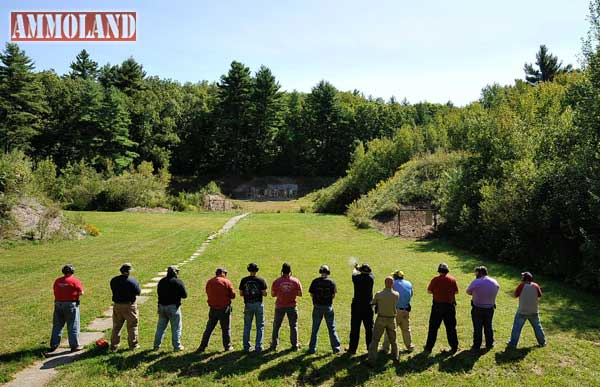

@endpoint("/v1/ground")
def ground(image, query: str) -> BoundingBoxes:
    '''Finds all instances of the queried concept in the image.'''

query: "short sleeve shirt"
[239,276,268,304]
[393,279,413,309]
[53,275,84,301]
[272,275,302,308]
[427,274,459,304]
[206,276,235,309]
[309,277,336,306]
[515,282,542,314]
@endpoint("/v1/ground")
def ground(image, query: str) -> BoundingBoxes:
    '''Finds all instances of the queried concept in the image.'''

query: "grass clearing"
[0,211,233,383]
[32,213,600,386]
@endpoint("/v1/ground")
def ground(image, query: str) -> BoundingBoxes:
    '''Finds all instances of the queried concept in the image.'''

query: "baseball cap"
[215,267,228,275]
[358,263,372,273]
[247,263,259,272]
[437,263,449,274]
[319,264,331,275]
[521,271,533,281]
[120,263,133,273]
[392,270,405,278]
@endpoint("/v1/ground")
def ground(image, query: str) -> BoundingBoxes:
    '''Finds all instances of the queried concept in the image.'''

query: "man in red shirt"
[48,264,84,354]
[269,263,303,351]
[424,263,459,354]
[196,267,235,353]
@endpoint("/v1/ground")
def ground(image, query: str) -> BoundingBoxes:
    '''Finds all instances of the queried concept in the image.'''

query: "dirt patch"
[372,210,438,239]
[123,207,172,214]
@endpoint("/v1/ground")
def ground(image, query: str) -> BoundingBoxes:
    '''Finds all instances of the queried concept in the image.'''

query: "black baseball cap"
[437,263,449,274]
[247,263,259,272]
[62,264,75,275]
[358,263,372,273]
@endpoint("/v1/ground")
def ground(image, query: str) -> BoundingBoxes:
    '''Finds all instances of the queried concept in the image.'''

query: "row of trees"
[0,45,449,178]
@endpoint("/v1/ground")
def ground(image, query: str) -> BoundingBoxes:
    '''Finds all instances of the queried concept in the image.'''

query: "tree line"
[0,45,449,178]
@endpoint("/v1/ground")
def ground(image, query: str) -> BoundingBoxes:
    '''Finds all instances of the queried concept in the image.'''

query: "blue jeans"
[308,305,341,352]
[508,312,546,347]
[271,306,298,348]
[153,304,183,349]
[50,301,80,349]
[243,302,264,351]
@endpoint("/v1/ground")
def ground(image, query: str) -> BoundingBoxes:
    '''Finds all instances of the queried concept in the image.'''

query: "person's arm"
[427,280,433,294]
[533,282,542,298]
[76,279,84,296]
[133,279,141,296]
[228,282,236,300]
[239,279,245,297]
[297,280,303,297]
[179,281,188,299]
[332,281,337,299]
[514,282,524,298]
[261,279,268,296]
[454,279,459,295]
[271,280,278,298]
[466,280,475,295]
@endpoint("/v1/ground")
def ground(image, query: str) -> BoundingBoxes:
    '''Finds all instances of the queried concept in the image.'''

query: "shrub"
[0,151,33,196]
[83,224,101,236]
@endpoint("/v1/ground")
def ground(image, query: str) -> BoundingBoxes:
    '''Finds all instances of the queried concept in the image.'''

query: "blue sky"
[0,0,590,105]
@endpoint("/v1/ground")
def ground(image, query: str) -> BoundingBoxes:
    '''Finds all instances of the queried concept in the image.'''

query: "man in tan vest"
[368,276,399,365]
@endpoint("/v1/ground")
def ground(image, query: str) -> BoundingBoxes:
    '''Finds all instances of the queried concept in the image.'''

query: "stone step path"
[3,212,250,387]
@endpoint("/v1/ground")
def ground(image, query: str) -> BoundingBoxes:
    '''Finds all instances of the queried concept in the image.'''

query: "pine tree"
[250,65,284,171]
[0,43,48,152]
[524,44,573,84]
[216,61,253,174]
[69,49,98,80]
[114,57,146,95]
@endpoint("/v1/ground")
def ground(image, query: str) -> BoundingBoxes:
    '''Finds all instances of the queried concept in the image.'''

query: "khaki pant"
[111,303,139,349]
[381,309,413,351]
[368,316,397,364]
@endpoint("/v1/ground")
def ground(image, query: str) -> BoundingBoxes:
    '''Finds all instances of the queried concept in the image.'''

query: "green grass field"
[2,212,600,386]
[0,211,234,383]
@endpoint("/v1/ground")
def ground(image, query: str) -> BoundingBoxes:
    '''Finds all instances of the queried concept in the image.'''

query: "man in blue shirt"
[381,270,415,352]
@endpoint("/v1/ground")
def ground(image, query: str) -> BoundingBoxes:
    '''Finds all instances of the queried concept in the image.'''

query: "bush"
[58,161,104,210]
[0,151,33,196]
[170,181,223,212]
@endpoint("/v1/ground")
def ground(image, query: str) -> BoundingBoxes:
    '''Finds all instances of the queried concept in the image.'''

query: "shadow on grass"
[145,348,291,380]
[438,348,489,373]
[407,239,600,341]
[494,347,534,364]
[107,349,164,372]
[0,346,46,383]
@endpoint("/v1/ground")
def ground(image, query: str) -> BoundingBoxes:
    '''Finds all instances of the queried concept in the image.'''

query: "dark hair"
[247,263,259,272]
[475,266,488,276]
[281,263,291,274]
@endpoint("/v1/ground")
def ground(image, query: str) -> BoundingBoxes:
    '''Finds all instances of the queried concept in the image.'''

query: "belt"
[397,307,409,311]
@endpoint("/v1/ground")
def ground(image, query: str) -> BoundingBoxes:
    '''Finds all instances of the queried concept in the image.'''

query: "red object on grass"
[96,338,109,348]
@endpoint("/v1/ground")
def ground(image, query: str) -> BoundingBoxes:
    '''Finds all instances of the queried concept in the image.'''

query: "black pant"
[199,306,231,350]
[348,303,373,352]
[425,302,458,351]
[471,305,495,348]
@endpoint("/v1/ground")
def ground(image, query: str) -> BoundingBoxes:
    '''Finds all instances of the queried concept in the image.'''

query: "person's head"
[384,276,394,288]
[392,270,405,280]
[437,262,450,275]
[521,271,533,282]
[475,266,488,278]
[319,264,331,277]
[62,264,75,276]
[119,263,133,276]
[167,266,179,278]
[281,263,291,276]
[215,267,228,277]
[358,263,372,274]
[247,262,259,276]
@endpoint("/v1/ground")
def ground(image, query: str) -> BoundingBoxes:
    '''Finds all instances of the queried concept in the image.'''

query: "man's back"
[157,276,187,306]
[374,288,399,317]
[309,277,336,306]
[516,282,542,314]
[352,273,374,304]
[467,276,499,308]
[206,276,235,309]
[110,275,140,303]
[239,275,267,304]
[54,275,84,302]
[393,279,412,309]
[272,276,302,308]
[428,274,458,304]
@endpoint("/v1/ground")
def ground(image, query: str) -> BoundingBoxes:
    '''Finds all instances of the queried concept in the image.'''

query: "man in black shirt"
[307,265,341,354]
[239,262,268,353]
[347,263,374,355]
[110,263,141,350]
[153,266,188,351]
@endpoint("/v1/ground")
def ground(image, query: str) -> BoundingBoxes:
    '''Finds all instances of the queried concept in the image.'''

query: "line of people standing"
[46,261,547,360]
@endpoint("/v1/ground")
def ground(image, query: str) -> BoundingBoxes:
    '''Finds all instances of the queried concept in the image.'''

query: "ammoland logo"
[10,12,136,42]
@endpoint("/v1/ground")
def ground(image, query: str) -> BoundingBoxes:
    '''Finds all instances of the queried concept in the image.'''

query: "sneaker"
[291,345,301,351]
[224,345,234,352]
[174,346,184,352]
[333,347,341,354]
[130,344,141,351]
[267,345,277,352]
[44,346,59,357]
[152,346,160,351]
[110,346,118,352]
[70,346,84,352]
[406,345,415,353]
